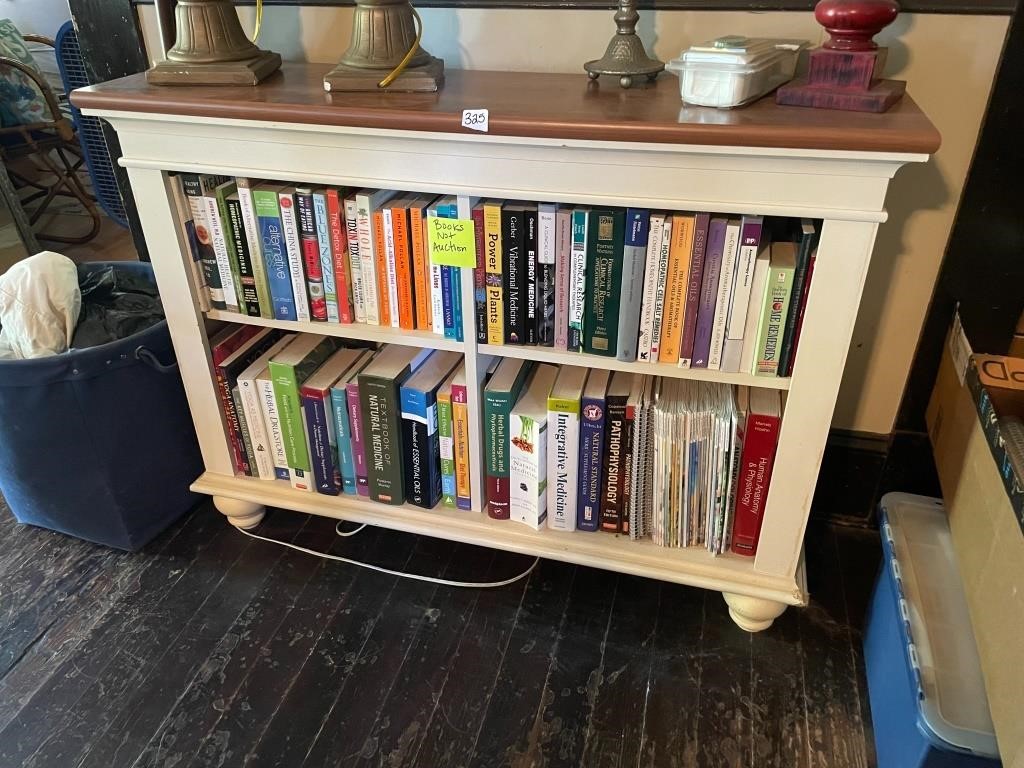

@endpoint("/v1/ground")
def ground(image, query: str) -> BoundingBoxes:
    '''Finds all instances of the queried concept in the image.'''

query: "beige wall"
[139,6,1008,434]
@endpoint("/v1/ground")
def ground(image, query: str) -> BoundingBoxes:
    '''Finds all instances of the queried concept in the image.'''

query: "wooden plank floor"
[0,497,880,768]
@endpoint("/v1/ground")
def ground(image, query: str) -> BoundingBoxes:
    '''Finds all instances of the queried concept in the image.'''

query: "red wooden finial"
[815,0,900,52]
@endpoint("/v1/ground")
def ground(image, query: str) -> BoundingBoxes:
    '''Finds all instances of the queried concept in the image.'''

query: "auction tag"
[461,108,489,133]
[427,216,477,267]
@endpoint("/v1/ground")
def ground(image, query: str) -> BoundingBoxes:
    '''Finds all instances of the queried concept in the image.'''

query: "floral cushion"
[0,19,47,128]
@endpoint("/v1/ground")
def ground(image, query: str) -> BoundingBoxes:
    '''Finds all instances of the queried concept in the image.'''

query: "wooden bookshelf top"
[72,63,940,155]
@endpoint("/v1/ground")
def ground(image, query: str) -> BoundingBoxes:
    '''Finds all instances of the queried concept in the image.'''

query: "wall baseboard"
[812,428,940,527]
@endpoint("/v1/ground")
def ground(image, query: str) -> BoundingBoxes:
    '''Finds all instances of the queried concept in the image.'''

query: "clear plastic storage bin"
[666,37,806,109]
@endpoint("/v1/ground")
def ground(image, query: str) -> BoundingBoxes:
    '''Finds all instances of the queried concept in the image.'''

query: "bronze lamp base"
[324,0,444,93]
[584,0,663,88]
[147,0,281,87]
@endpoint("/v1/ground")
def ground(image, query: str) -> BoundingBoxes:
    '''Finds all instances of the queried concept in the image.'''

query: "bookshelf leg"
[213,496,266,530]
[722,592,787,633]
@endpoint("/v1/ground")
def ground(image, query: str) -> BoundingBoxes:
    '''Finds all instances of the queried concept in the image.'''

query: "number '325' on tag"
[461,109,489,133]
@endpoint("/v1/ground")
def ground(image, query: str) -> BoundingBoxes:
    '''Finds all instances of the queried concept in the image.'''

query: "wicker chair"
[0,33,100,245]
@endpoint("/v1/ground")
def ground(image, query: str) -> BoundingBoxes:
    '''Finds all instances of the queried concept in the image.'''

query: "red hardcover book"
[327,188,353,324]
[730,389,782,556]
[210,325,261,473]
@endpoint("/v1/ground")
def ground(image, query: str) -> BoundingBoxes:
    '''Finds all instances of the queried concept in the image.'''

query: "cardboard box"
[928,339,1024,768]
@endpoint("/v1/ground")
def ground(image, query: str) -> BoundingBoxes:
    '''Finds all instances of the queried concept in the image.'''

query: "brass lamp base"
[323,56,444,93]
[147,51,282,86]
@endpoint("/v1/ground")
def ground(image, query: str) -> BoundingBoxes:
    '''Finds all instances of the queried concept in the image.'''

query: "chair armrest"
[0,55,72,138]
[22,34,56,49]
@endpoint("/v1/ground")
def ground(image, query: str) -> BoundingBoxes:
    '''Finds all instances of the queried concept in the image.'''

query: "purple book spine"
[302,390,339,496]
[554,210,571,351]
[678,213,710,366]
[691,218,728,369]
[577,394,606,532]
[346,380,369,496]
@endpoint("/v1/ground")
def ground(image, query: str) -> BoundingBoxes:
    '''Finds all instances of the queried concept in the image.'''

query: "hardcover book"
[636,212,666,363]
[725,215,764,342]
[617,209,650,362]
[546,366,589,531]
[577,368,611,532]
[691,217,728,369]
[599,371,632,533]
[737,243,772,375]
[207,179,241,313]
[537,204,557,345]
[252,184,297,321]
[553,207,572,351]
[785,248,817,376]
[777,220,820,376]
[330,349,374,494]
[217,328,282,476]
[410,195,434,332]
[269,334,342,473]
[346,363,370,496]
[427,198,448,336]
[359,345,433,504]
[678,213,710,367]
[484,200,504,344]
[325,188,353,324]
[210,325,262,472]
[583,208,625,357]
[256,365,293,484]
[707,218,742,370]
[451,362,477,510]
[401,351,462,508]
[509,364,559,529]
[171,173,209,311]
[567,208,588,351]
[657,213,695,364]
[502,203,527,344]
[237,334,296,481]
[236,178,273,319]
[620,374,645,536]
[647,216,673,361]
[344,194,366,323]
[301,348,365,495]
[524,206,539,344]
[731,388,781,555]
[355,188,397,325]
[314,189,341,323]
[278,187,312,322]
[374,206,394,327]
[181,174,227,309]
[754,241,797,376]
[388,198,417,330]
[484,357,534,519]
[295,188,328,322]
[472,202,488,344]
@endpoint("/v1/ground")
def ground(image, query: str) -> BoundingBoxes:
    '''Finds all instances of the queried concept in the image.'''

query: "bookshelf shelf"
[478,344,792,390]
[74,63,938,632]
[204,310,464,352]
[192,471,804,606]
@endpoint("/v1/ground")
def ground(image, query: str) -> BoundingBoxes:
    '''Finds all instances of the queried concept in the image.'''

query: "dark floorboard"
[0,497,881,768]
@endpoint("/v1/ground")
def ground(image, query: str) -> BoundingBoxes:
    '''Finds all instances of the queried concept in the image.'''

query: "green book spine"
[438,392,455,508]
[215,184,246,315]
[484,363,534,520]
[360,375,405,505]
[269,338,340,471]
[754,264,796,376]
[584,209,625,357]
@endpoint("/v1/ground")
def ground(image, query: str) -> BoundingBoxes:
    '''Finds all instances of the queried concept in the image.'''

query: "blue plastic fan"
[54,21,128,228]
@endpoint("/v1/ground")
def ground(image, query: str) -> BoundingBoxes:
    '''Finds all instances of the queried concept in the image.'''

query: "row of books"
[172,174,819,378]
[487,359,780,555]
[171,174,471,340]
[212,325,476,507]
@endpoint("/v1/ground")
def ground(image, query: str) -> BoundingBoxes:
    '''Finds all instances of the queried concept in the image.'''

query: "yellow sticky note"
[427,217,476,268]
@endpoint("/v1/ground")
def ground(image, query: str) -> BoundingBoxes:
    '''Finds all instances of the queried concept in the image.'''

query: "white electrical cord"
[237,520,540,589]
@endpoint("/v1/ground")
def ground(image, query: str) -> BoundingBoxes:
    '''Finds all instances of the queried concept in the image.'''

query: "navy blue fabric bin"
[0,262,203,550]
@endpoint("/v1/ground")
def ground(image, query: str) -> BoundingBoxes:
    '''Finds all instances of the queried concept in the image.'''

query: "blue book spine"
[330,386,356,494]
[441,265,455,338]
[577,393,606,532]
[257,211,296,321]
[314,192,339,323]
[302,391,340,496]
[400,385,442,508]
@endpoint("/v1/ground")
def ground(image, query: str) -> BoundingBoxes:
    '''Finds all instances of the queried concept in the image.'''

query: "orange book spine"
[372,210,391,327]
[658,214,695,363]
[393,206,415,330]
[410,205,431,331]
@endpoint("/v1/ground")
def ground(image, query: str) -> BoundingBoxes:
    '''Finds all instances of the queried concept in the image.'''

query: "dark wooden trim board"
[132,0,1016,14]
[71,65,941,154]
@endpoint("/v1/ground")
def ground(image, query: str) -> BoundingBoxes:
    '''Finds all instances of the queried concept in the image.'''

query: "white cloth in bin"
[0,251,81,360]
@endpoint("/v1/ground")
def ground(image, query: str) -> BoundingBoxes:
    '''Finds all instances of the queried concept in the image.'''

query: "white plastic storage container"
[666,37,806,109]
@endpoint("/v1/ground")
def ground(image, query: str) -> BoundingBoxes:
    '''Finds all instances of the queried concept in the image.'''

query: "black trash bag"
[71,264,165,350]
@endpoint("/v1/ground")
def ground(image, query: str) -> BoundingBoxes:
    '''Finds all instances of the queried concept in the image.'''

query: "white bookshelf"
[75,65,938,631]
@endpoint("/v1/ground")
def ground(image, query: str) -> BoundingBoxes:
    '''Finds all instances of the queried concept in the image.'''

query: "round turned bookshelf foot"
[722,593,787,633]
[213,496,266,530]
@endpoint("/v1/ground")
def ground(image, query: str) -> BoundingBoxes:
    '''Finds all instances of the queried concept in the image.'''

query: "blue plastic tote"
[0,262,203,550]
